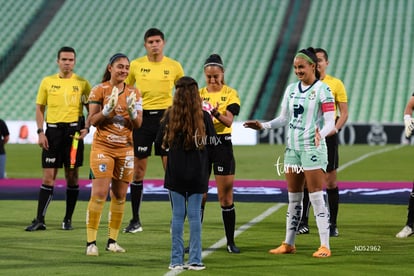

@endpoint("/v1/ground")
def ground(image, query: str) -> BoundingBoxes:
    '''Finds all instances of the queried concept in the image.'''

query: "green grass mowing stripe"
[337,144,404,173]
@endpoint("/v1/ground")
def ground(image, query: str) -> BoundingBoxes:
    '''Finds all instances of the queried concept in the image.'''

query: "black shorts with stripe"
[210,135,235,176]
[42,122,84,168]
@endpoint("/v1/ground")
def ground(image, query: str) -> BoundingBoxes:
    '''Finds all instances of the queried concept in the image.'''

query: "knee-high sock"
[64,186,79,221]
[406,183,414,227]
[327,187,339,226]
[309,191,330,248]
[130,181,143,223]
[222,204,236,245]
[108,197,126,242]
[86,196,105,243]
[37,184,54,222]
[285,192,303,245]
[300,187,310,225]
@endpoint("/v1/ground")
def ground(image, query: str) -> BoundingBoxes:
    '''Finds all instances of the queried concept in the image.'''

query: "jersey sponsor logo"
[106,134,127,144]
[99,163,107,172]
[289,123,305,131]
[97,153,105,159]
[293,104,304,118]
[137,146,148,152]
[124,155,134,169]
[45,157,56,163]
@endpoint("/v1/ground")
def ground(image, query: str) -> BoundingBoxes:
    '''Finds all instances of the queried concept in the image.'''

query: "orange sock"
[108,197,125,242]
[86,196,105,243]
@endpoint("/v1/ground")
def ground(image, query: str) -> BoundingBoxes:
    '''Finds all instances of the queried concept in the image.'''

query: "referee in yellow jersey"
[26,46,91,231]
[123,28,184,233]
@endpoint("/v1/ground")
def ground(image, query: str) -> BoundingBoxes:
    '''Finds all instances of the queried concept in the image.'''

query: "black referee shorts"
[325,133,339,172]
[42,122,84,168]
[133,109,168,158]
[210,135,235,176]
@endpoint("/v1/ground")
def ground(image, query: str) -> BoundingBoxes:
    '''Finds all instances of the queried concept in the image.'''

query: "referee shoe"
[62,219,73,230]
[25,219,46,231]
[123,220,143,233]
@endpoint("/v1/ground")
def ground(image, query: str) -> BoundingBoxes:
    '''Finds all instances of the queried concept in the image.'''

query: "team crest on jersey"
[99,164,107,172]
[308,90,316,100]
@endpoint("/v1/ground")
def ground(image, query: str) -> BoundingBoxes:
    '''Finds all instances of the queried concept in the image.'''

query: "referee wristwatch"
[37,128,44,134]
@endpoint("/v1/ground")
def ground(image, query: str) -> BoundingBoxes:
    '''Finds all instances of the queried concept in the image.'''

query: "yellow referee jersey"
[36,73,91,123]
[199,85,240,135]
[321,74,347,116]
[125,56,184,110]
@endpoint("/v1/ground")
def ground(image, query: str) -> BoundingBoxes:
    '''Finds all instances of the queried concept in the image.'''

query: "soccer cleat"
[62,219,73,230]
[330,225,339,237]
[396,225,414,238]
[86,244,99,256]
[25,219,46,231]
[296,223,310,235]
[123,220,143,233]
[227,243,241,254]
[187,264,206,271]
[106,242,126,253]
[168,264,184,270]
[312,246,331,258]
[269,242,296,254]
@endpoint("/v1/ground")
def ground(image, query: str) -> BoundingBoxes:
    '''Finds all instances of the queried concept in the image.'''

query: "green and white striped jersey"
[280,80,334,151]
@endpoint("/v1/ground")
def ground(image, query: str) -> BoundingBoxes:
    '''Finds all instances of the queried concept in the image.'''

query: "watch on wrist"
[37,128,44,134]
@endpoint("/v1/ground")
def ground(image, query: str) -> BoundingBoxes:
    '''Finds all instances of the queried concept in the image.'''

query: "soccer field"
[1,200,414,275]
[1,144,414,275]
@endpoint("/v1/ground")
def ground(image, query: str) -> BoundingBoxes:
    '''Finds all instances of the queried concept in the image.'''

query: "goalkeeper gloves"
[102,86,119,117]
[404,114,414,138]
[126,93,143,120]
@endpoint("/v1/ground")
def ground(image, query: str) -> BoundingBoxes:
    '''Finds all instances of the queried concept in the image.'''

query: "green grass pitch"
[1,144,414,275]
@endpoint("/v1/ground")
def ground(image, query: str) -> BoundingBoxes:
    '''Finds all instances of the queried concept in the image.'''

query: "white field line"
[337,145,404,172]
[163,203,286,276]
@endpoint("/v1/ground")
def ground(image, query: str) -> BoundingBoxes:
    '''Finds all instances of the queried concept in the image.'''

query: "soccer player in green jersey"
[244,47,335,258]
[297,48,349,237]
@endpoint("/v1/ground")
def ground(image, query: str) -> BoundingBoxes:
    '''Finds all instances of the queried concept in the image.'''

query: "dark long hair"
[162,76,206,150]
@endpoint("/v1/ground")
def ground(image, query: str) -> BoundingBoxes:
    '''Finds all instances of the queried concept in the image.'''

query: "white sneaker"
[106,242,126,253]
[168,264,184,270]
[86,244,99,256]
[187,264,206,271]
[396,226,413,238]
